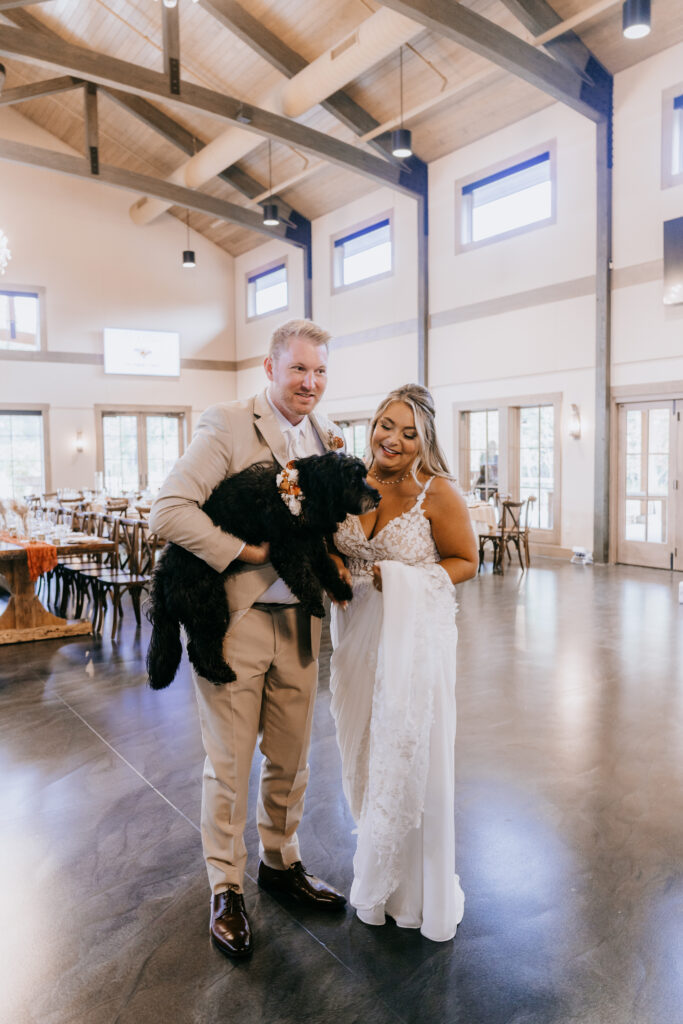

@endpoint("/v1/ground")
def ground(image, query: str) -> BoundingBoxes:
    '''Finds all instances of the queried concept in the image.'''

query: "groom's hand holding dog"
[147,319,364,961]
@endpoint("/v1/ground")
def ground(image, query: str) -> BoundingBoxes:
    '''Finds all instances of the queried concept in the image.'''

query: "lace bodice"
[335,477,440,581]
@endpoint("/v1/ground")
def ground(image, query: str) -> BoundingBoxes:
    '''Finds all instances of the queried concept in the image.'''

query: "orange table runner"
[0,530,58,582]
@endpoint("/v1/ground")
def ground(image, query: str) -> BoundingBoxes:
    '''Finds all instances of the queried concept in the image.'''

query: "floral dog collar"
[276,461,304,516]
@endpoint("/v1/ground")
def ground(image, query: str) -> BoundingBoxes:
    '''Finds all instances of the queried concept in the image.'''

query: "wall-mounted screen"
[103,328,180,376]
[663,217,683,305]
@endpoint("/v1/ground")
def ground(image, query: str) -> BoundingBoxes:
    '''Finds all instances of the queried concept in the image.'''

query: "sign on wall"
[103,328,180,376]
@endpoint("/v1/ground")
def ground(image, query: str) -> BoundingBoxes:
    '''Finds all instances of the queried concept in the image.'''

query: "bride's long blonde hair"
[368,384,452,480]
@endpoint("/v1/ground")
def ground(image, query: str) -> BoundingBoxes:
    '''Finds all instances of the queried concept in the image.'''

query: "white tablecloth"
[468,503,497,535]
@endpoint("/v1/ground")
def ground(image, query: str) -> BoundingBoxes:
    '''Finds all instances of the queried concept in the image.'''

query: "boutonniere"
[328,430,344,450]
[276,461,305,516]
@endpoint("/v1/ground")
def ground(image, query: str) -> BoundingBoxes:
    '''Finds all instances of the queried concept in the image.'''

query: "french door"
[616,400,682,570]
[101,411,185,495]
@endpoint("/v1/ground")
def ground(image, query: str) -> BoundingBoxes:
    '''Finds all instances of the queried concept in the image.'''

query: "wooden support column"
[84,81,98,175]
[161,0,180,95]
[594,111,613,563]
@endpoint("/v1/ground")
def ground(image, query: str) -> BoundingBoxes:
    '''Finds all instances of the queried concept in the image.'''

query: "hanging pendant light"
[391,46,412,159]
[182,208,196,268]
[263,140,280,226]
[622,0,651,38]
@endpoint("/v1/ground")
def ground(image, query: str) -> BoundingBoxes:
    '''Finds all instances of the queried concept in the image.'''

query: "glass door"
[102,412,184,495]
[616,401,680,569]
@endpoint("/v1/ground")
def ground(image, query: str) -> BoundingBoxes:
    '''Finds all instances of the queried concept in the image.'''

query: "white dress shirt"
[257,389,326,604]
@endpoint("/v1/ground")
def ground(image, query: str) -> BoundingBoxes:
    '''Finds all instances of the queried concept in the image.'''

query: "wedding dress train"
[330,480,465,942]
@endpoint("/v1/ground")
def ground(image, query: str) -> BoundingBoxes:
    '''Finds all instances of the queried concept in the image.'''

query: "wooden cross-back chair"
[478,496,535,574]
[89,517,161,637]
[55,511,114,617]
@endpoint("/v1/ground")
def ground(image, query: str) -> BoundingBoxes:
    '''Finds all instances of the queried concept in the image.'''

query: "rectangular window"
[100,410,185,494]
[333,216,392,290]
[0,289,40,351]
[673,94,683,177]
[465,409,499,499]
[458,148,554,250]
[0,411,45,499]
[338,419,370,459]
[519,404,555,530]
[247,262,288,319]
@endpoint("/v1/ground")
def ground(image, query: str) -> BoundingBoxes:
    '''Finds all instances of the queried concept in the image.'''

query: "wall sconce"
[75,431,84,453]
[569,405,581,440]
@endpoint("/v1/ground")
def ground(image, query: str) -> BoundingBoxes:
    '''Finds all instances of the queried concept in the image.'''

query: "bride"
[329,384,478,942]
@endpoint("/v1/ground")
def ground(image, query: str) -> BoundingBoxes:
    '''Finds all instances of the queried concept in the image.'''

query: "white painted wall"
[233,238,306,373]
[232,44,683,554]
[428,103,597,552]
[234,185,421,420]
[0,107,236,491]
[612,40,683,387]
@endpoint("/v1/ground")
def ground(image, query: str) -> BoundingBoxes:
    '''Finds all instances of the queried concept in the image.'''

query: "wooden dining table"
[0,535,116,645]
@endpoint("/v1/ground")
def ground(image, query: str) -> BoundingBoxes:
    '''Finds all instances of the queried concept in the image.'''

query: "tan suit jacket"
[148,390,344,654]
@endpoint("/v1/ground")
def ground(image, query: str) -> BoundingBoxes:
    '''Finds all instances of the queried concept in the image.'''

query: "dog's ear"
[297,453,345,527]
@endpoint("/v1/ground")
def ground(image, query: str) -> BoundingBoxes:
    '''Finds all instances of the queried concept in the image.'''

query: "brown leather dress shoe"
[258,860,347,911]
[210,887,253,958]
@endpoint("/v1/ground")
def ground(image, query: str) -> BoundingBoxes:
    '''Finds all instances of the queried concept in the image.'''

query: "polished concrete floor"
[1,559,682,1024]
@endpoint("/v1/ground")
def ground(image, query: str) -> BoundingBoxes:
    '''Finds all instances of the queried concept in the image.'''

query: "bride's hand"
[371,564,382,592]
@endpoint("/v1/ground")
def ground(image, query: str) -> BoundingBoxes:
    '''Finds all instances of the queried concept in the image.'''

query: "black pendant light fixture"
[622,0,651,38]
[182,208,196,268]
[263,140,280,226]
[391,46,412,159]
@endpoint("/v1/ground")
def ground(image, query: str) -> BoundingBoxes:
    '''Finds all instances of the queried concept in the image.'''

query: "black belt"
[252,601,299,611]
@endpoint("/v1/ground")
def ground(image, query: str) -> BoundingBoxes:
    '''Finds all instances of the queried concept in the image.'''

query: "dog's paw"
[332,581,353,602]
[303,602,326,618]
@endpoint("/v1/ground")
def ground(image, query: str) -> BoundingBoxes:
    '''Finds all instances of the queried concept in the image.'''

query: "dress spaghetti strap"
[414,476,435,511]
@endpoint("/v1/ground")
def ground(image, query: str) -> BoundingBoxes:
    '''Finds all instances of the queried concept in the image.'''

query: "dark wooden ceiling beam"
[0,5,305,232]
[0,135,296,241]
[101,87,298,223]
[376,0,608,122]
[161,0,180,95]
[0,24,422,195]
[0,74,82,106]
[498,0,611,87]
[83,81,98,175]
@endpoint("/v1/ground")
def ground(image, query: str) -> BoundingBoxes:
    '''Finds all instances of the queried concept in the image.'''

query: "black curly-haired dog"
[146,451,379,690]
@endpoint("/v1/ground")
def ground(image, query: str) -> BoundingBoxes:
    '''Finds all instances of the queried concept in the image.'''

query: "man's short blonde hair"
[268,319,331,359]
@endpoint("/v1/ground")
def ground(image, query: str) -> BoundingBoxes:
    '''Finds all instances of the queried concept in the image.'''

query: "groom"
[148,319,347,959]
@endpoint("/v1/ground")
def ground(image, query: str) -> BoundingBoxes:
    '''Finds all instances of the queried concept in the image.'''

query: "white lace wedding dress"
[330,479,465,942]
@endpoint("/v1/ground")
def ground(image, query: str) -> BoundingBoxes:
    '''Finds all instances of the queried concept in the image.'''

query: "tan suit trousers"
[193,603,319,894]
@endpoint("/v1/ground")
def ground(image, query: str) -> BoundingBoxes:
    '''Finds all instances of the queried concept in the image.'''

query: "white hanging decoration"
[0,229,10,276]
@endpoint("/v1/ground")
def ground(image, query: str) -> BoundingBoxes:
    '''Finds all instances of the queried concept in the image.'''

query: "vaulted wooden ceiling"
[0,0,680,257]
